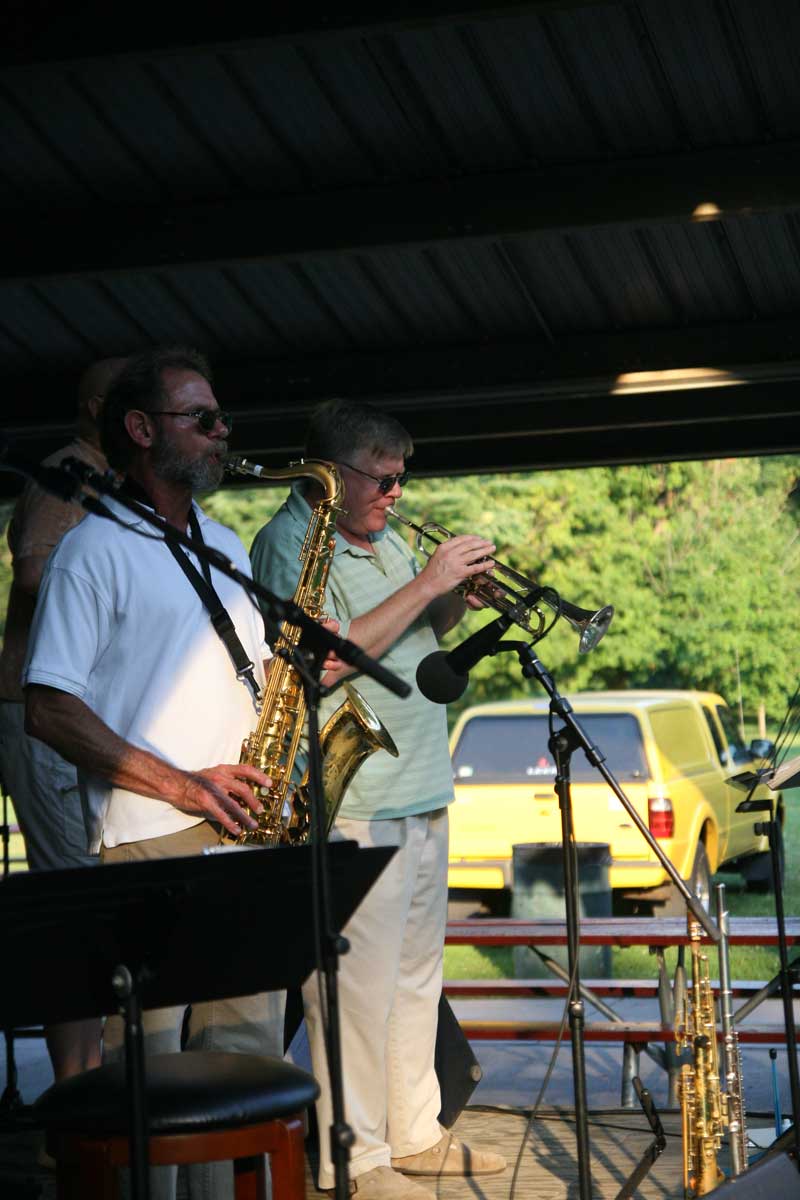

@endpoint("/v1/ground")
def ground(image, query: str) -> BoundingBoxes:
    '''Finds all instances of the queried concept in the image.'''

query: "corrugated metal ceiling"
[1,0,799,477]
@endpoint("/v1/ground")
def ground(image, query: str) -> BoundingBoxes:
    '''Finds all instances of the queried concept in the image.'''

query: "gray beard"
[151,437,226,492]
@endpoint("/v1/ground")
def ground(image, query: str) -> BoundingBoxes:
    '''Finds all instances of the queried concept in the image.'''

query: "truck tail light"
[648,796,674,838]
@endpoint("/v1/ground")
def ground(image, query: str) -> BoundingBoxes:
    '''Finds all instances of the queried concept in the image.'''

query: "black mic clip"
[416,610,513,705]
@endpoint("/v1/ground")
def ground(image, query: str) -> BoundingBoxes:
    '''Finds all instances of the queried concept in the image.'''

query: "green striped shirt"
[250,483,455,819]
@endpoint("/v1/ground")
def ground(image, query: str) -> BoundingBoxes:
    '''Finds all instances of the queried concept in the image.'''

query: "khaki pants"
[304,809,448,1190]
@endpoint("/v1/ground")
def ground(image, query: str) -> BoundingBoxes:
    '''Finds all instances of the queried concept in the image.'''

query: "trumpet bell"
[570,603,615,654]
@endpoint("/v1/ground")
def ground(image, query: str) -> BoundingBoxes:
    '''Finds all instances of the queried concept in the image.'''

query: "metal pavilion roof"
[1,0,799,487]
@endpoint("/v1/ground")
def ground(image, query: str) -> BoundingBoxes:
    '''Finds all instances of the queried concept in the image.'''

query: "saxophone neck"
[226,456,343,507]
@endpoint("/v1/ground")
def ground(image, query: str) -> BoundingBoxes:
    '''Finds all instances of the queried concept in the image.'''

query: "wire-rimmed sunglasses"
[147,408,233,432]
[338,461,410,494]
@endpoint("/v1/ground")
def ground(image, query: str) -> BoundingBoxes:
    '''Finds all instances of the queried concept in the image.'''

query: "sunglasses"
[148,408,233,432]
[339,461,410,494]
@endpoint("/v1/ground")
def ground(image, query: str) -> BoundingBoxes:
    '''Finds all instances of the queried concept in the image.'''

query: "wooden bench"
[452,1019,790,1044]
[443,977,786,999]
[443,916,800,1104]
[445,915,800,948]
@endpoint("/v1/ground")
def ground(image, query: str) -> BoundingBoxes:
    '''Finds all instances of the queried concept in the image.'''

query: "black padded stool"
[34,1050,320,1200]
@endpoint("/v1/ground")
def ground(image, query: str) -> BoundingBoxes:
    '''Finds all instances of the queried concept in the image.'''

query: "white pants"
[103,823,285,1200]
[305,809,449,1190]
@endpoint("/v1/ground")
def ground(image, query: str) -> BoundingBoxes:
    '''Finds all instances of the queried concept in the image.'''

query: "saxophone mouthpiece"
[226,455,263,478]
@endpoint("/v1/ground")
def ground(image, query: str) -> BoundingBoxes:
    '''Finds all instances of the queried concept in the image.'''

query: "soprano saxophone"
[715,883,748,1177]
[225,457,398,846]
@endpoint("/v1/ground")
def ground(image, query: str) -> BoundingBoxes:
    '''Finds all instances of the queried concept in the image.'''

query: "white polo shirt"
[23,497,267,852]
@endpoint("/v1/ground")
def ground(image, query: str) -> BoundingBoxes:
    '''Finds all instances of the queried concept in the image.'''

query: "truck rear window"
[452,714,648,783]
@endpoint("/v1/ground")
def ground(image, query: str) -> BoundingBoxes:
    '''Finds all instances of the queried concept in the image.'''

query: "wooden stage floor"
[0,1102,694,1200]
[0,1024,786,1199]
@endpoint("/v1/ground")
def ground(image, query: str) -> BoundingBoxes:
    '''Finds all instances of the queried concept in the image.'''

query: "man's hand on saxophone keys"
[320,617,343,672]
[178,763,272,837]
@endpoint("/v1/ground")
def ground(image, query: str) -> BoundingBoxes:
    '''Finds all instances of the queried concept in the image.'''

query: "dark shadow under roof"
[2,0,799,490]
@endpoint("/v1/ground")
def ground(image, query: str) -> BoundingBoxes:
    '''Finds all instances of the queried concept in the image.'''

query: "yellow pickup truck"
[447,690,782,912]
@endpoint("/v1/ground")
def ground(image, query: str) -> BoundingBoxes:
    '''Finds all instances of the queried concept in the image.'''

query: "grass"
[443,788,800,983]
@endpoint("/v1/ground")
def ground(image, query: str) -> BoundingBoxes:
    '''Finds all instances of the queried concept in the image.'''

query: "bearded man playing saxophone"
[251,398,507,1200]
[22,346,283,1200]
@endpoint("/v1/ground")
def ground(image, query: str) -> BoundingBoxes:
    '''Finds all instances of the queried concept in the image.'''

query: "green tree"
[2,457,799,734]
[200,484,284,554]
[0,501,14,640]
[397,457,800,729]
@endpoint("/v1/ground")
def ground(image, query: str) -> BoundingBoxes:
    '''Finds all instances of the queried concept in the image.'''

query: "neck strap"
[164,506,261,705]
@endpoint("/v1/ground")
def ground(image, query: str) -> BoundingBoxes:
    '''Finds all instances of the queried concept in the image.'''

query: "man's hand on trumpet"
[462,570,506,609]
[421,533,496,597]
[422,534,497,629]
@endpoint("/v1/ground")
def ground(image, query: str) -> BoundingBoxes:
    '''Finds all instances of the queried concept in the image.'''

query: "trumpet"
[387,507,613,654]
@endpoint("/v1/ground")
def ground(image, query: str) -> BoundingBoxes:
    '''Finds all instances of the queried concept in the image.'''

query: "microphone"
[416,612,512,704]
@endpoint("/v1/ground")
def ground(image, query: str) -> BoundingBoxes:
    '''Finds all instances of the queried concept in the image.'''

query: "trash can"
[511,842,612,980]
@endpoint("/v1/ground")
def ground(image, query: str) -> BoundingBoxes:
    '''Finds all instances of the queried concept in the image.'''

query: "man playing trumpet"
[251,398,506,1200]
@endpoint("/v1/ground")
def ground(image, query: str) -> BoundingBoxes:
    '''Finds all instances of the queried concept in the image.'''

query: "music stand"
[0,841,393,1200]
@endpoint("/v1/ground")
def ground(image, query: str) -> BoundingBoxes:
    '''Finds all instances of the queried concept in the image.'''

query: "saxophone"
[675,908,747,1196]
[225,457,398,846]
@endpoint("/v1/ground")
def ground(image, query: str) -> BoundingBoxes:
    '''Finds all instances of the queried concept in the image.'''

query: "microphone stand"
[613,1078,667,1200]
[287,642,355,1200]
[0,450,409,1200]
[490,638,719,1200]
[735,790,800,1166]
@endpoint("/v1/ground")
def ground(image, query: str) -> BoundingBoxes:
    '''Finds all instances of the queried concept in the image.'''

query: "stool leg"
[55,1160,84,1200]
[261,1115,306,1200]
[54,1136,119,1200]
[234,1153,267,1200]
[82,1140,120,1200]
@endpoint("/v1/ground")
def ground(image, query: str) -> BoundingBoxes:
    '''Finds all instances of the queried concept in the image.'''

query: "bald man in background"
[0,356,127,1083]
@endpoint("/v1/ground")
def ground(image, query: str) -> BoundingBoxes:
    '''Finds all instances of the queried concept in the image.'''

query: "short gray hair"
[305,398,413,464]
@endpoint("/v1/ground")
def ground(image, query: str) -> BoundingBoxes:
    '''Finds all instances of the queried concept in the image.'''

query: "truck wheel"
[742,819,785,893]
[661,842,712,915]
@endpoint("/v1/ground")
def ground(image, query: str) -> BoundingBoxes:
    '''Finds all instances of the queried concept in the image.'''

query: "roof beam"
[4,319,800,417]
[225,376,800,458]
[4,321,800,418]
[5,142,800,283]
[3,364,799,492]
[1,2,630,69]
[210,323,800,407]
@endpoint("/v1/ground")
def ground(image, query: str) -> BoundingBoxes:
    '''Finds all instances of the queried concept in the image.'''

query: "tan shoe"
[392,1130,506,1177]
[325,1166,434,1198]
